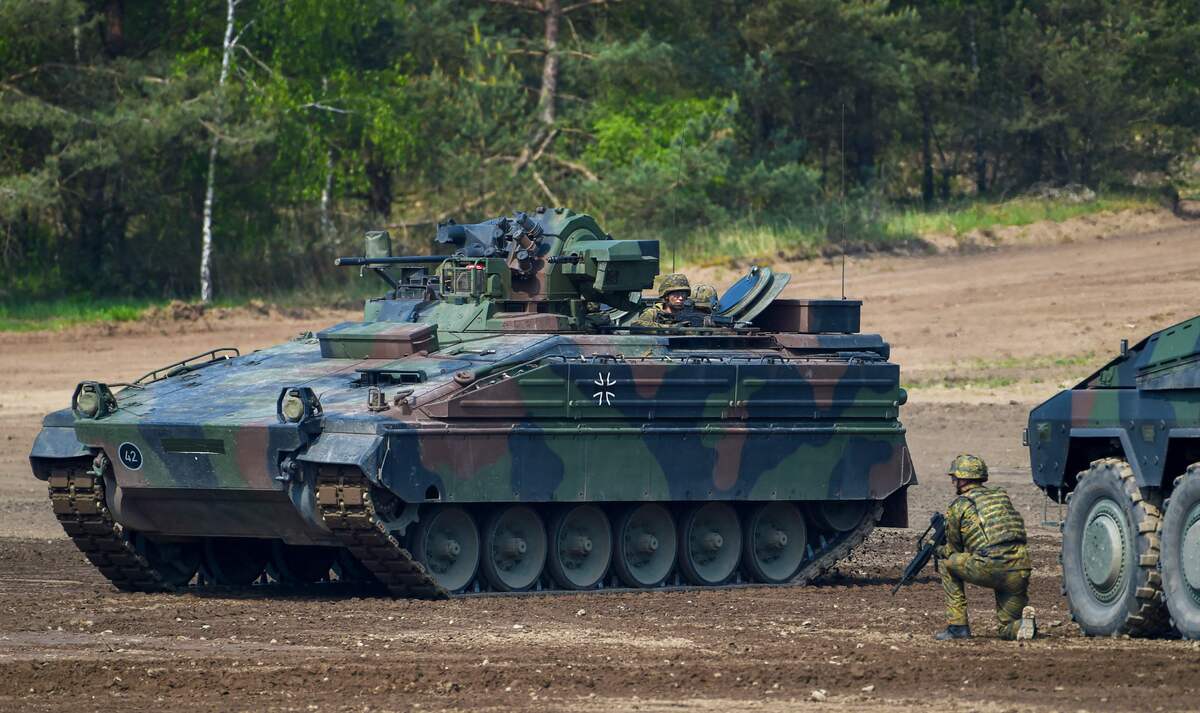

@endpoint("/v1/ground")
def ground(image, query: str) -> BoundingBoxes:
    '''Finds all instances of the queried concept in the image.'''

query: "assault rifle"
[891,512,947,595]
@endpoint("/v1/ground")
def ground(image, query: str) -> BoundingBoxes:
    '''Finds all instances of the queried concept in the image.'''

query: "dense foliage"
[1,0,1196,299]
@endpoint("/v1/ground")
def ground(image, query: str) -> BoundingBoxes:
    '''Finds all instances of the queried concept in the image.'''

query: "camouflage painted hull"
[37,334,912,542]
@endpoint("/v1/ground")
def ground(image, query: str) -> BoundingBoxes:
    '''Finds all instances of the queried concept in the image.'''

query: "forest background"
[1,0,1197,307]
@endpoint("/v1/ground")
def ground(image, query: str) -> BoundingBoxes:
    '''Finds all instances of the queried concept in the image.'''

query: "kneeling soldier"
[934,454,1037,641]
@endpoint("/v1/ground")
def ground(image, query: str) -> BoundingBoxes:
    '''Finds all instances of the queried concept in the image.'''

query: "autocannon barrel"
[334,255,448,267]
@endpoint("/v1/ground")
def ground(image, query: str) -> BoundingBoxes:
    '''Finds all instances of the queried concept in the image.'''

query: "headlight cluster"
[277,386,323,424]
[72,382,117,419]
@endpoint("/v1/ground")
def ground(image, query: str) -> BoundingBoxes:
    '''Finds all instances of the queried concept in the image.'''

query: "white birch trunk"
[320,149,334,243]
[538,0,559,127]
[199,0,238,304]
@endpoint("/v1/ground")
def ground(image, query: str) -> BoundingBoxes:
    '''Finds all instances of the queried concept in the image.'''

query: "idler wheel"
[742,502,808,584]
[411,505,480,593]
[809,500,869,533]
[200,537,269,586]
[677,502,742,586]
[547,505,612,590]
[612,503,676,588]
[268,543,336,584]
[132,534,200,588]
[1160,464,1200,638]
[481,505,547,592]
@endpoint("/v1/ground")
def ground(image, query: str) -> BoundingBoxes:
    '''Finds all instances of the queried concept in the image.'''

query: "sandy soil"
[1,210,1199,712]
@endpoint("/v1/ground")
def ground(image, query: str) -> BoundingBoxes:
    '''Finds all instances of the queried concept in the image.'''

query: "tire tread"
[1063,457,1170,637]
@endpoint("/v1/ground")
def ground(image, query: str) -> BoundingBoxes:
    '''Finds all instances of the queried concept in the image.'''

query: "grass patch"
[964,352,1102,371]
[0,280,376,333]
[0,297,163,332]
[905,375,1018,390]
[884,193,1155,239]
[672,214,919,267]
[669,191,1158,268]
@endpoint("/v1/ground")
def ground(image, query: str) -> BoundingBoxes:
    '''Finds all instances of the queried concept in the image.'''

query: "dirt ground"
[2,209,1200,712]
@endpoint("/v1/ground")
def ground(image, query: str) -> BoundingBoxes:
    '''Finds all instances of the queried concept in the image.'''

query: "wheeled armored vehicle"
[31,208,914,597]
[1028,317,1200,636]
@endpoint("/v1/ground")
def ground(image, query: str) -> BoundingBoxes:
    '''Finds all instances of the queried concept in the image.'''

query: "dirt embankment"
[1,210,1199,711]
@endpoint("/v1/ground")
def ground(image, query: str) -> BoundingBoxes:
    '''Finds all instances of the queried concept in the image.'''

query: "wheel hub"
[434,535,462,560]
[635,532,659,555]
[567,535,593,557]
[1081,500,1127,602]
[500,535,528,559]
[764,528,788,550]
[702,531,724,552]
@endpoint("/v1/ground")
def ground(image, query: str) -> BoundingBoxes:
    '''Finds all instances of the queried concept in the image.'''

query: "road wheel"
[1161,464,1200,638]
[268,542,336,584]
[678,502,742,585]
[742,502,807,584]
[411,505,480,593]
[546,505,612,590]
[480,505,547,592]
[133,534,200,588]
[612,503,676,588]
[809,500,868,533]
[201,537,269,586]
[1061,458,1168,636]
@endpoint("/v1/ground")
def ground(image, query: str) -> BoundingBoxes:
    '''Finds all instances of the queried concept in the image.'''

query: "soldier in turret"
[934,454,1037,641]
[632,273,692,327]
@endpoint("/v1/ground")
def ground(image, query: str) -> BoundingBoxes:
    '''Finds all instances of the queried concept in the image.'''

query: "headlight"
[77,389,100,417]
[282,391,306,422]
[72,381,116,419]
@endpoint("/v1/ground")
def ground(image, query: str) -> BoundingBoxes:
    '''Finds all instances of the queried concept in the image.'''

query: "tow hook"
[276,455,301,483]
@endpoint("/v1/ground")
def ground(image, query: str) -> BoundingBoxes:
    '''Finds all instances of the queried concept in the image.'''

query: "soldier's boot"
[933,624,971,641]
[1016,606,1037,641]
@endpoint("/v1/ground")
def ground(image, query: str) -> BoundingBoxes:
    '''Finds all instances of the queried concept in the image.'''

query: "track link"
[315,466,448,599]
[47,460,173,593]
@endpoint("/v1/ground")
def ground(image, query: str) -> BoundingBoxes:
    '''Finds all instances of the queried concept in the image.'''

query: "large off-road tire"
[1160,464,1200,638]
[1061,458,1169,636]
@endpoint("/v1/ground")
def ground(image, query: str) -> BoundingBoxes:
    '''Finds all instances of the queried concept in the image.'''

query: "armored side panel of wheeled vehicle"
[1028,317,1200,636]
[30,208,914,598]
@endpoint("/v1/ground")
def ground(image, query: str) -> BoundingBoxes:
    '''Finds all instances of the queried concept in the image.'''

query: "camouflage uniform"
[937,455,1032,640]
[632,273,690,327]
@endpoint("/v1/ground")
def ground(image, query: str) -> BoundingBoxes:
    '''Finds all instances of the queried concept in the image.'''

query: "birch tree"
[199,0,239,304]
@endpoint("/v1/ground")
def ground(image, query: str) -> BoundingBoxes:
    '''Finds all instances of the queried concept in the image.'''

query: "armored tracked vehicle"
[31,208,914,598]
[1028,317,1200,637]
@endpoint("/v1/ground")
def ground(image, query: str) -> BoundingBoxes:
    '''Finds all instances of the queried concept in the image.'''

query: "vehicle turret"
[336,208,658,331]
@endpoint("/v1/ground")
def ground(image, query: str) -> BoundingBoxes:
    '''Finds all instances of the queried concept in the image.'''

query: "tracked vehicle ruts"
[1029,317,1200,637]
[30,208,914,598]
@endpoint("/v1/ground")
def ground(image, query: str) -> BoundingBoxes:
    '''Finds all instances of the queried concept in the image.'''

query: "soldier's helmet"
[658,273,691,297]
[692,284,718,310]
[947,454,989,481]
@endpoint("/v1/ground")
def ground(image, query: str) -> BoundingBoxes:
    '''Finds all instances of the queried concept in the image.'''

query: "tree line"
[1,0,1196,300]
